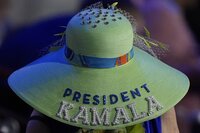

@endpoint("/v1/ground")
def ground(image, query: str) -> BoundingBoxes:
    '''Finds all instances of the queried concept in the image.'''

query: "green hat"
[8,7,189,130]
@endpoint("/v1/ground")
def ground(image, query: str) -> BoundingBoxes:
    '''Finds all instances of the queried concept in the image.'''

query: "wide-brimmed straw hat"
[8,4,189,130]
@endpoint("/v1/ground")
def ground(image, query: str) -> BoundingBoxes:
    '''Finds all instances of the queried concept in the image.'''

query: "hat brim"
[8,46,189,129]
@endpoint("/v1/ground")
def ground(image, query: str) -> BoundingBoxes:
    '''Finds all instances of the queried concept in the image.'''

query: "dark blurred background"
[0,0,200,133]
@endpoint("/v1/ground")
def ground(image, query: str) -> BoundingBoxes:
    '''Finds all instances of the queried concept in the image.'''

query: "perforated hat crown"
[66,9,134,58]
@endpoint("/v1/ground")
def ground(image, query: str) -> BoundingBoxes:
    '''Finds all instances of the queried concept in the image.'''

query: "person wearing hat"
[8,2,189,133]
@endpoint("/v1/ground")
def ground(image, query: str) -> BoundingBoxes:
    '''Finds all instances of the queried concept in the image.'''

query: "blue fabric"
[0,15,73,70]
[144,117,162,133]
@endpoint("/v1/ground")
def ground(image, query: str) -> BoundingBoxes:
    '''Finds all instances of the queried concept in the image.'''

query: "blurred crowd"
[0,0,200,133]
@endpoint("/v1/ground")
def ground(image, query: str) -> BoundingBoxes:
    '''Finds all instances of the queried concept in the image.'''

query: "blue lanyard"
[144,117,162,133]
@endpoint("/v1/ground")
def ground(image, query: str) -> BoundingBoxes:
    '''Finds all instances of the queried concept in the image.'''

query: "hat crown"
[66,9,134,58]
